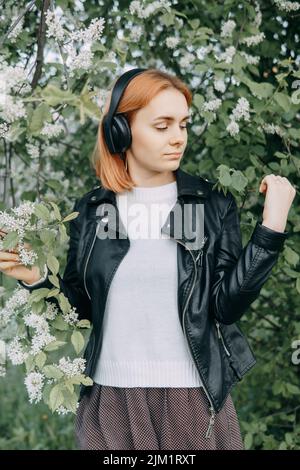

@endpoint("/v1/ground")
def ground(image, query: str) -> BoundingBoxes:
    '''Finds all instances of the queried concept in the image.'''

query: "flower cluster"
[0,201,92,415]
[129,0,172,19]
[0,201,39,266]
[0,59,29,124]
[45,11,106,76]
[274,0,300,11]
[226,97,251,136]
[220,20,236,38]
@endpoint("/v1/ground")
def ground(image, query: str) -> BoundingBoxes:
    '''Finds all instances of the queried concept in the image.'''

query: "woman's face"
[126,88,190,176]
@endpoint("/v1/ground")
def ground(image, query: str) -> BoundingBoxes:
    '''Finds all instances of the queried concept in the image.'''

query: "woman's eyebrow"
[152,115,190,122]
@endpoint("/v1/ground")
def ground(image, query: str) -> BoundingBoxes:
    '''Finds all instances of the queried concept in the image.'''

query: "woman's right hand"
[0,229,43,285]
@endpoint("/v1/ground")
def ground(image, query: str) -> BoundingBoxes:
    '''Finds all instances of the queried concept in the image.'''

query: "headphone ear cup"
[110,114,132,154]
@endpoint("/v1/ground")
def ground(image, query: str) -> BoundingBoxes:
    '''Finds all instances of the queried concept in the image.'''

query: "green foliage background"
[0,0,299,450]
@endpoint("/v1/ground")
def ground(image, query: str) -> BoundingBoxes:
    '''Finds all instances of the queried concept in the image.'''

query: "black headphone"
[102,67,148,162]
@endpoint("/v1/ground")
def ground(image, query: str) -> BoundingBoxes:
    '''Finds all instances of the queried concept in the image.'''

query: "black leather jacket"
[19,167,289,435]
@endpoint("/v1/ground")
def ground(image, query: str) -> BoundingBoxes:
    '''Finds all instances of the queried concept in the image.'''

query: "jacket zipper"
[83,224,99,301]
[215,320,231,357]
[176,236,216,439]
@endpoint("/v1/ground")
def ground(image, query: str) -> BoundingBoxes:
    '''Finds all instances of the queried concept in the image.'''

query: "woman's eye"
[156,125,188,131]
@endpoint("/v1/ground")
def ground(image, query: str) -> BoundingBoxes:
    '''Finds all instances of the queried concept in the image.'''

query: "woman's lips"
[165,153,182,158]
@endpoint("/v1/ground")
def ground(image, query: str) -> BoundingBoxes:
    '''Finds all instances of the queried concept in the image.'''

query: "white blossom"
[196,44,213,60]
[254,1,262,27]
[12,201,36,219]
[0,95,26,123]
[129,0,172,19]
[274,0,300,11]
[69,18,105,43]
[44,302,59,321]
[62,307,79,326]
[129,25,143,42]
[7,15,24,43]
[221,20,236,38]
[230,97,251,122]
[0,287,29,328]
[40,122,64,138]
[30,331,56,355]
[24,371,45,404]
[0,122,9,138]
[240,51,260,65]
[202,98,222,112]
[26,143,40,159]
[240,32,265,47]
[0,365,6,377]
[166,36,180,49]
[226,120,240,136]
[215,45,236,64]
[57,356,86,377]
[45,10,65,41]
[179,52,196,68]
[0,62,30,96]
[258,122,285,137]
[7,336,28,365]
[213,78,226,93]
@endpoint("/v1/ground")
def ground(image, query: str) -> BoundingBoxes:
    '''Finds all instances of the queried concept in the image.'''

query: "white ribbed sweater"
[92,180,203,388]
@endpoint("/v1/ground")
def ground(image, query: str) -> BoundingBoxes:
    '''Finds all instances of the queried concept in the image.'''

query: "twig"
[0,0,37,47]
[31,0,51,90]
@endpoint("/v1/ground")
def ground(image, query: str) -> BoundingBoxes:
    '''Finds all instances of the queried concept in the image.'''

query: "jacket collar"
[87,167,212,205]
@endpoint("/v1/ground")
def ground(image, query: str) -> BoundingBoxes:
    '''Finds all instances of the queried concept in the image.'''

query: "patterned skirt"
[74,383,244,450]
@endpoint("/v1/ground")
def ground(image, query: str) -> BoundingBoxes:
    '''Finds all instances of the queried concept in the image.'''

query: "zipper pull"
[215,320,221,339]
[205,406,216,439]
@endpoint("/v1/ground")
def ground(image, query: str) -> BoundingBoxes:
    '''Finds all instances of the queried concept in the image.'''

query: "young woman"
[0,68,296,450]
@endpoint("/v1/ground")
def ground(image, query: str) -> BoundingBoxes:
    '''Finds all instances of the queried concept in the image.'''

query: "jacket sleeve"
[210,193,289,325]
[18,198,92,322]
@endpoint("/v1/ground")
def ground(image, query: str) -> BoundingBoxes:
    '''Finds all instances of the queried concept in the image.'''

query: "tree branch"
[31,0,51,90]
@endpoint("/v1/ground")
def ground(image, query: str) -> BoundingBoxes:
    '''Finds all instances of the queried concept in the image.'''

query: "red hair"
[91,68,193,193]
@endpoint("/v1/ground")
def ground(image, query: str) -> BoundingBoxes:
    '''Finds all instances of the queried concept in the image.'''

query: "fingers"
[259,174,296,193]
[0,260,22,271]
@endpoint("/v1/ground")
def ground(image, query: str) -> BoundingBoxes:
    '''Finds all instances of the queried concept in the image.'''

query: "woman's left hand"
[259,174,296,232]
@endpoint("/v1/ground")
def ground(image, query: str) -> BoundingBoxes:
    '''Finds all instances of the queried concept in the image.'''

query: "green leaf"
[274,92,290,111]
[62,211,79,223]
[29,288,51,303]
[1,231,18,251]
[52,315,69,331]
[71,330,85,354]
[46,288,60,298]
[284,247,299,267]
[244,433,253,450]
[28,102,51,134]
[44,340,67,352]
[231,170,248,192]
[35,351,47,369]
[274,151,288,159]
[49,201,62,221]
[194,94,205,111]
[48,274,60,289]
[39,229,56,246]
[58,293,71,314]
[77,319,91,329]
[59,224,68,243]
[34,203,51,221]
[296,278,300,294]
[43,365,64,380]
[41,84,77,107]
[47,255,59,275]
[81,376,93,386]
[24,355,35,373]
[49,384,64,412]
